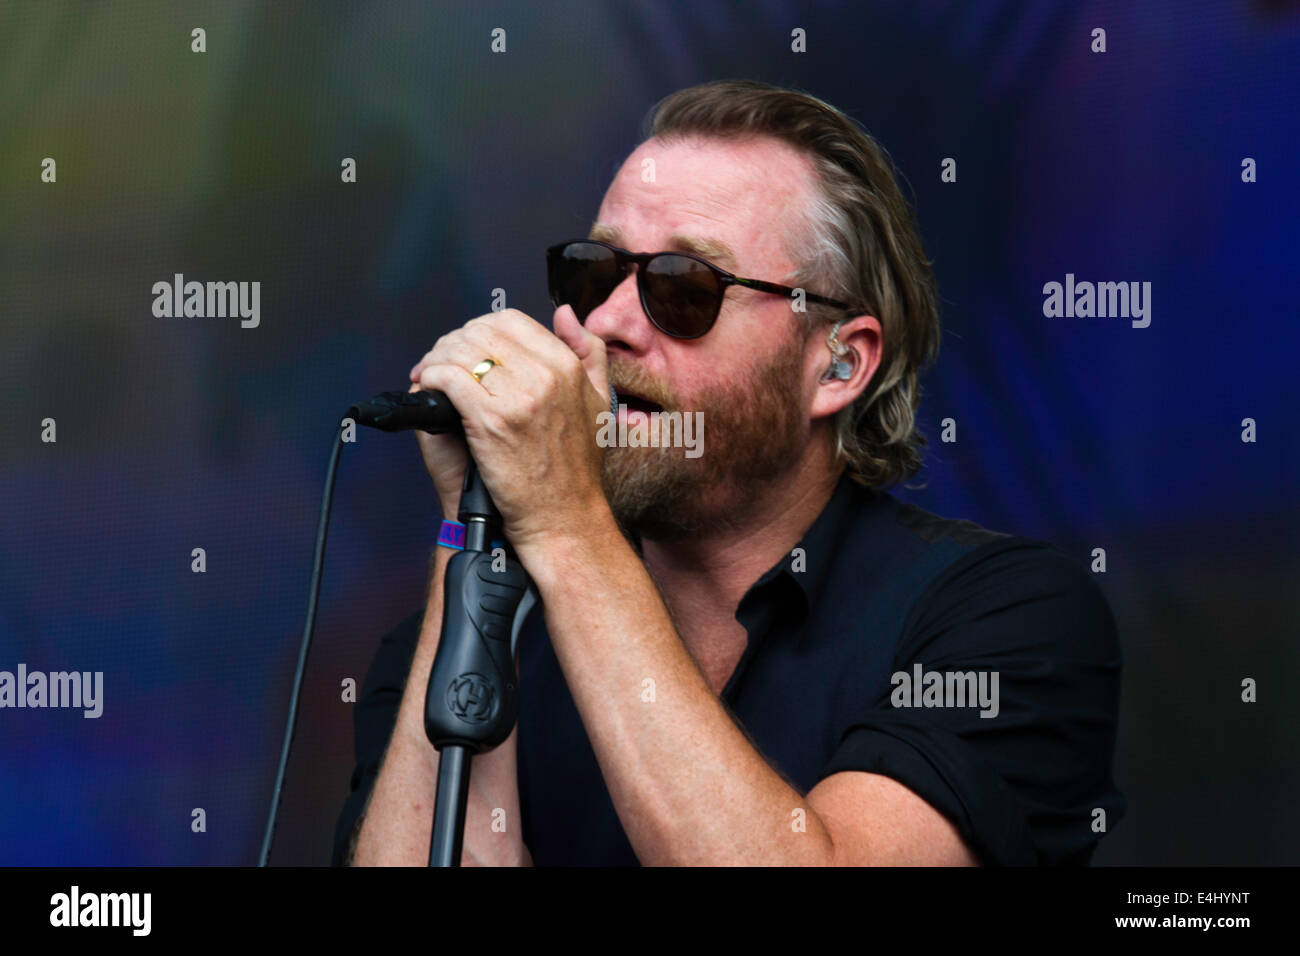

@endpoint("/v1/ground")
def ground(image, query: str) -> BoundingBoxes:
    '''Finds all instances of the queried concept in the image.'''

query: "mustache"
[607,358,680,411]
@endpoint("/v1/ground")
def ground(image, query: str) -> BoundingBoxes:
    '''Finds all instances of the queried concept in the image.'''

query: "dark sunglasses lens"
[643,255,723,338]
[549,243,623,322]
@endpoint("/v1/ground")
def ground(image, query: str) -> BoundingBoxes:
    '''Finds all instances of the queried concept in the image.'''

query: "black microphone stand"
[424,458,536,866]
[258,392,544,867]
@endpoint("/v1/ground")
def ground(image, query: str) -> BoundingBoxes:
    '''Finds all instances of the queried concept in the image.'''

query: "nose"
[580,267,657,355]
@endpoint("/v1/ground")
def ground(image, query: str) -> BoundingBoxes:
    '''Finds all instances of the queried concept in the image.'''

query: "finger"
[411,330,501,382]
[417,361,494,424]
[410,351,433,382]
[410,338,456,381]
[553,303,609,398]
[414,310,573,384]
[429,332,539,400]
[470,308,579,370]
[411,325,527,390]
[409,317,525,382]
[455,320,539,372]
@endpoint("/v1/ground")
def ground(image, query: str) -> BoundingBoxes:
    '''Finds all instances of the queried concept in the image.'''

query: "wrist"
[511,503,626,591]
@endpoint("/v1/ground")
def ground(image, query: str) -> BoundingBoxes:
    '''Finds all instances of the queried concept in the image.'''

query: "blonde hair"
[646,80,940,489]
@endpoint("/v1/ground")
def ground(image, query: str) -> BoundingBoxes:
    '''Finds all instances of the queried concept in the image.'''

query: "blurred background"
[1,0,1296,865]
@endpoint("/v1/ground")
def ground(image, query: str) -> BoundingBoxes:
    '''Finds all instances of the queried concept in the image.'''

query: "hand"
[405,378,467,520]
[409,306,612,556]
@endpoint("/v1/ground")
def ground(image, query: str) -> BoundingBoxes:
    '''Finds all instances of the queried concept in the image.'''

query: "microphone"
[346,390,463,434]
[348,384,620,435]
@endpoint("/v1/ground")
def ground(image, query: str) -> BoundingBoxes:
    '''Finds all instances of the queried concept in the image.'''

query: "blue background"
[1,0,1296,864]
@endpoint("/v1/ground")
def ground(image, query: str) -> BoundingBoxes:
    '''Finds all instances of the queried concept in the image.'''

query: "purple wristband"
[437,519,468,550]
[437,519,505,551]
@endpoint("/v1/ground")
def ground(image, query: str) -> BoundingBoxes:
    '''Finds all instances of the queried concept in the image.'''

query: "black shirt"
[333,473,1124,866]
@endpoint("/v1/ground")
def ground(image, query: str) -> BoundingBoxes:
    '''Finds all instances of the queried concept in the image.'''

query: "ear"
[808,313,883,421]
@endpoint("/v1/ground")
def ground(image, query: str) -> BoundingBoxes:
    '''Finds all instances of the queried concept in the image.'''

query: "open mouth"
[615,390,664,415]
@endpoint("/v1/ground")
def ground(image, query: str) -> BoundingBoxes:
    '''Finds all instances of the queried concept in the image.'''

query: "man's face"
[578,134,824,541]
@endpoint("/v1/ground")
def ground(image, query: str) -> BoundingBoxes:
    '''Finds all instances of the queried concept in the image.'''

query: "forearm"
[352,542,530,867]
[518,515,835,866]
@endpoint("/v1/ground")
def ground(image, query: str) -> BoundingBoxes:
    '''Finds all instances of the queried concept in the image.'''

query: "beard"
[602,330,810,543]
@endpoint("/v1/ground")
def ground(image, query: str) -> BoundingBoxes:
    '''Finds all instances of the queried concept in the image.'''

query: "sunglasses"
[546,238,854,340]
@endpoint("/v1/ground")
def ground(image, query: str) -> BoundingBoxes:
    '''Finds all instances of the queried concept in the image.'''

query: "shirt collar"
[734,471,869,646]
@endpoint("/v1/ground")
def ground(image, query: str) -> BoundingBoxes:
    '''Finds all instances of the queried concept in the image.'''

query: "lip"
[613,390,662,431]
[613,389,664,414]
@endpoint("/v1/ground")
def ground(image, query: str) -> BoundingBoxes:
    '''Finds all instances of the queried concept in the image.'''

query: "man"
[333,80,1124,866]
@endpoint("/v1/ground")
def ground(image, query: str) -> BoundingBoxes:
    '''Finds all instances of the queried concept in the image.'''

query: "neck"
[639,451,842,627]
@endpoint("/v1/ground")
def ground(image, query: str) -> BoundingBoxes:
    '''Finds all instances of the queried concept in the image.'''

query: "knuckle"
[517,391,541,417]
[460,322,495,349]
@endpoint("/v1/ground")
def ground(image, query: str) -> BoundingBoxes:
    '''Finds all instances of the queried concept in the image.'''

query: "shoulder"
[823,491,1125,864]
[891,496,1016,551]
[910,529,1117,664]
[855,494,1118,663]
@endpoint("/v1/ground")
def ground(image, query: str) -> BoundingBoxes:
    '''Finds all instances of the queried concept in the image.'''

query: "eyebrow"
[587,222,739,272]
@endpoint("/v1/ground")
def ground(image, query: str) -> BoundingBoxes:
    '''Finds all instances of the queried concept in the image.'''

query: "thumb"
[553,303,609,399]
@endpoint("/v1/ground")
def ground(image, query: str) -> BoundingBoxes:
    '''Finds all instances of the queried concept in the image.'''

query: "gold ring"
[471,358,499,383]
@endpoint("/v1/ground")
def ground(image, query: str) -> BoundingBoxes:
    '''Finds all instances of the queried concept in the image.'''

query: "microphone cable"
[258,420,346,866]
